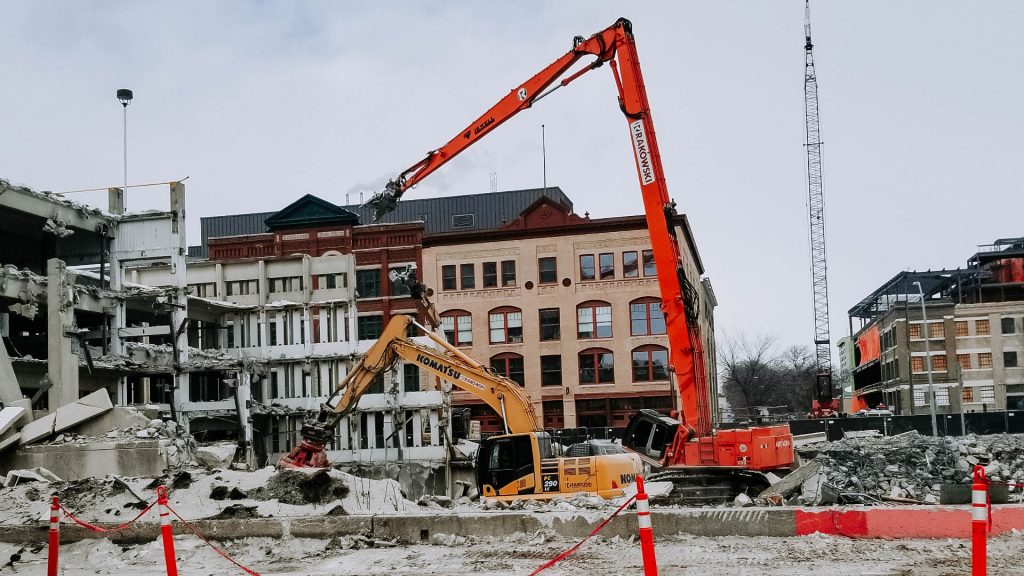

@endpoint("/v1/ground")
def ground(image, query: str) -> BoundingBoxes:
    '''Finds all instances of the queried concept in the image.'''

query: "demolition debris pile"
[779,431,1024,505]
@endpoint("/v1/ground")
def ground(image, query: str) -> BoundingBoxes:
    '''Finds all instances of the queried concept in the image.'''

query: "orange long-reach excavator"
[360,18,795,502]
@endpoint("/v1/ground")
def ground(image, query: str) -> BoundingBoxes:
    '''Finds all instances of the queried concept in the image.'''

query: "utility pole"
[803,1,835,416]
[116,88,133,210]
[914,281,940,436]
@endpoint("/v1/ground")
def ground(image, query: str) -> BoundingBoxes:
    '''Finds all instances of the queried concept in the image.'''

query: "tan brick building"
[422,196,718,432]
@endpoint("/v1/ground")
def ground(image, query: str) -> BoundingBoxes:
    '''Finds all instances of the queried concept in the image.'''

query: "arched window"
[630,297,666,336]
[632,345,670,382]
[490,353,525,386]
[579,348,614,384]
[440,310,473,346]
[489,306,523,344]
[577,301,612,339]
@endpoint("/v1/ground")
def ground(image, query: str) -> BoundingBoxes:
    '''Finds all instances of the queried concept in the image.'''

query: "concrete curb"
[1,506,1020,545]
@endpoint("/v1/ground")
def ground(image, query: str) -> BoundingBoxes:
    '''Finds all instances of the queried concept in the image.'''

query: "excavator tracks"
[646,469,771,506]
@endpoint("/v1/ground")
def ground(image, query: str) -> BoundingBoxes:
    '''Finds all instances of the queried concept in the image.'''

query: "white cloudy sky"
[2,1,1022,355]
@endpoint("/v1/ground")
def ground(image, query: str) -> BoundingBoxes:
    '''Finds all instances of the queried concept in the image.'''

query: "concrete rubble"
[764,431,1024,506]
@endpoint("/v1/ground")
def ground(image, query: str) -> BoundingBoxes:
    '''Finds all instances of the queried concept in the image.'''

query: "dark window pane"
[403,363,420,392]
[623,251,639,278]
[357,316,383,340]
[356,270,381,298]
[501,260,516,286]
[460,263,475,290]
[483,262,498,287]
[541,355,562,386]
[1006,351,1019,368]
[390,268,412,296]
[539,308,560,341]
[442,265,457,291]
[539,257,557,284]
[1002,317,1016,335]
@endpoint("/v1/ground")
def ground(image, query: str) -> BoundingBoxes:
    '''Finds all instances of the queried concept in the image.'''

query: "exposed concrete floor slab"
[19,389,112,445]
[0,406,25,436]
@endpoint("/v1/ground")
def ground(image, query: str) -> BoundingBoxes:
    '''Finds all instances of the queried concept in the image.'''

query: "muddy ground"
[1,532,1021,575]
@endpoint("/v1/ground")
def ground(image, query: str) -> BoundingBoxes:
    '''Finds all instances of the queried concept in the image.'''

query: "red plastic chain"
[527,494,637,576]
[59,500,157,533]
[164,503,262,576]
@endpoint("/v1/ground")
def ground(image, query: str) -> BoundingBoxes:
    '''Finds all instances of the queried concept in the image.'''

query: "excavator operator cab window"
[479,434,536,494]
[623,409,678,460]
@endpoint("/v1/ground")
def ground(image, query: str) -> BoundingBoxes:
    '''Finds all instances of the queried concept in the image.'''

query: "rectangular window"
[599,253,615,280]
[501,260,517,286]
[935,387,950,406]
[489,310,523,344]
[979,353,993,369]
[913,387,926,407]
[954,320,968,337]
[642,249,656,277]
[623,251,639,278]
[316,273,347,290]
[357,315,384,340]
[579,351,614,385]
[962,387,974,403]
[1002,317,1016,335]
[483,262,498,288]
[928,322,944,339]
[356,270,381,298]
[460,263,475,290]
[579,255,595,281]
[632,349,669,382]
[932,355,947,372]
[538,257,557,284]
[441,265,457,291]
[630,301,666,336]
[980,386,996,403]
[539,308,560,341]
[403,363,420,393]
[911,356,925,373]
[908,323,923,339]
[578,305,612,339]
[441,313,473,346]
[976,319,990,336]
[1005,351,1019,368]
[540,355,562,386]
[957,353,972,370]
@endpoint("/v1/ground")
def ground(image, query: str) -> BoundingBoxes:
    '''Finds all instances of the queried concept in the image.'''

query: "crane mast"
[804,1,836,416]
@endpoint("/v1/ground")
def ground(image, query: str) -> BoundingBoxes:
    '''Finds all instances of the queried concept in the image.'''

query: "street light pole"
[913,281,939,436]
[116,88,133,209]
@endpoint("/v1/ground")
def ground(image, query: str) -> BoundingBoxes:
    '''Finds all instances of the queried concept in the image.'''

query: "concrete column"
[236,370,255,469]
[46,259,79,410]
[366,412,376,449]
[169,182,189,422]
[0,313,23,403]
[214,263,225,302]
[412,411,423,447]
[429,411,439,447]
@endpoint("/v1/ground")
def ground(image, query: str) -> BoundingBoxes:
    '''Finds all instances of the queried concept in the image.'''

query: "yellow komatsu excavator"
[279,314,642,501]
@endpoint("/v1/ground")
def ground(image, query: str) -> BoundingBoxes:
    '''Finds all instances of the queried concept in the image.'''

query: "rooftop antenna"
[346,192,350,205]
[116,88,133,210]
[489,172,497,193]
[541,124,547,193]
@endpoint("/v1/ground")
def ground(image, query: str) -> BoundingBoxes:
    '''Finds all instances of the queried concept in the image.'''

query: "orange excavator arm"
[366,18,711,441]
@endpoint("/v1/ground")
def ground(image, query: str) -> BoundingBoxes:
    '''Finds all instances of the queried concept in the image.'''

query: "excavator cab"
[622,409,679,464]
[476,432,556,497]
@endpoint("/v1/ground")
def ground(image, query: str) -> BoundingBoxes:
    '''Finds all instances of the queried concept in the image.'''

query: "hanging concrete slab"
[0,432,20,452]
[18,389,113,446]
[0,406,26,437]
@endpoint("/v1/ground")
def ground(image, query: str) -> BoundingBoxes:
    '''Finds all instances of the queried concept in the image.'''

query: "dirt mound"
[251,469,350,505]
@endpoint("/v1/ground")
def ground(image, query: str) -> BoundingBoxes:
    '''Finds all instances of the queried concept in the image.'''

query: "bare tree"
[719,335,818,417]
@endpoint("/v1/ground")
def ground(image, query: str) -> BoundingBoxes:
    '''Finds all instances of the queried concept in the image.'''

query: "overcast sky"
[2,1,1022,357]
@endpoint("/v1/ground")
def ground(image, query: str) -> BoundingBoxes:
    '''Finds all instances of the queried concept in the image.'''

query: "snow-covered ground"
[2,532,1022,575]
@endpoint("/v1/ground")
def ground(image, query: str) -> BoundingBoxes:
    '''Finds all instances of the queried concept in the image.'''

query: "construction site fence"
[779,410,1024,440]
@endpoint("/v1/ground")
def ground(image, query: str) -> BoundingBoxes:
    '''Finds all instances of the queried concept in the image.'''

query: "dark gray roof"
[191,187,572,259]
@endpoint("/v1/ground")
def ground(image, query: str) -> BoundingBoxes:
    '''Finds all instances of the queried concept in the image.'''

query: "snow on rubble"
[765,431,1024,506]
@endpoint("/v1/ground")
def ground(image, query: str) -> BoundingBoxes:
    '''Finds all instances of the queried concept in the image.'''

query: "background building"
[847,237,1024,414]
[421,195,718,433]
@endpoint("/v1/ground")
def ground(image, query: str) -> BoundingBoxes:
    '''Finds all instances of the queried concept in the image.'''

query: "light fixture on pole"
[116,88,133,209]
[913,280,939,437]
